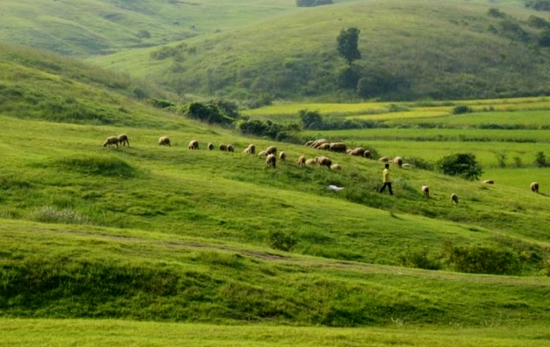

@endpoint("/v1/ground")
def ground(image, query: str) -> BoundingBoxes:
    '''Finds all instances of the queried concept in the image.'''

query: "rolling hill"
[2,43,550,332]
[88,0,550,101]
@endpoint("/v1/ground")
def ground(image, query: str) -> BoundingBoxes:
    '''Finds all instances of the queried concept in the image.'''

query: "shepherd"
[379,163,393,195]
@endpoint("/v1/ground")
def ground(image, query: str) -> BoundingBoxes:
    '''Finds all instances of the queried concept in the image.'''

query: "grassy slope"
[2,45,550,331]
[3,319,550,347]
[89,0,550,100]
[0,0,313,55]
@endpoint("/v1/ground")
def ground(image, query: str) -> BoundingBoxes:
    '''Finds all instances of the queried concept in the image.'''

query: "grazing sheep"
[266,154,276,168]
[482,179,494,184]
[311,139,328,148]
[219,144,227,151]
[319,143,331,150]
[330,164,342,170]
[364,150,373,159]
[227,144,235,152]
[158,136,171,147]
[316,156,332,168]
[346,149,353,154]
[421,184,430,198]
[379,156,389,163]
[103,136,119,148]
[531,182,539,193]
[451,193,459,204]
[402,163,411,169]
[117,134,129,147]
[305,158,317,166]
[393,156,403,167]
[258,150,268,156]
[350,147,365,156]
[266,146,277,155]
[243,144,255,154]
[305,140,314,146]
[298,155,306,168]
[208,143,214,150]
[188,140,199,150]
[329,142,347,152]
[279,151,286,163]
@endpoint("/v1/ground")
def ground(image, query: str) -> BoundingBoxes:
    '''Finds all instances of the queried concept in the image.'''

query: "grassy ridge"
[89,0,550,100]
[2,319,550,347]
[2,220,550,326]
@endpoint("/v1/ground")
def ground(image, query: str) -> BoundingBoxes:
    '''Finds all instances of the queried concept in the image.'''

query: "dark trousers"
[379,182,393,195]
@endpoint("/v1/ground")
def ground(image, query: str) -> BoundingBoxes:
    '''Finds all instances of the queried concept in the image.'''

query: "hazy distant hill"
[89,0,550,101]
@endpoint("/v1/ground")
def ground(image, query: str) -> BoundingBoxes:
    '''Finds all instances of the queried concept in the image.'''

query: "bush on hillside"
[451,105,473,114]
[296,0,333,7]
[527,15,550,28]
[535,151,548,167]
[236,119,299,141]
[444,243,522,275]
[179,101,236,126]
[436,153,483,180]
[269,230,297,252]
[526,0,550,11]
[487,8,506,18]
[399,247,441,270]
[538,29,550,47]
[299,109,323,130]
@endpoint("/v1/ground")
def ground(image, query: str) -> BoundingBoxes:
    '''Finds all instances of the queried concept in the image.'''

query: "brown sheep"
[330,164,342,170]
[482,179,494,184]
[208,143,214,150]
[393,156,403,167]
[188,140,199,150]
[305,158,317,166]
[266,154,276,168]
[350,147,365,156]
[379,156,389,163]
[258,151,268,156]
[316,156,332,168]
[451,193,459,204]
[421,184,430,198]
[219,144,227,151]
[298,155,306,168]
[266,146,277,155]
[227,144,235,152]
[305,140,314,146]
[117,134,129,147]
[158,136,171,147]
[531,182,539,193]
[364,150,373,159]
[318,143,331,150]
[346,149,353,154]
[311,139,328,148]
[103,136,119,148]
[329,142,347,152]
[279,151,286,163]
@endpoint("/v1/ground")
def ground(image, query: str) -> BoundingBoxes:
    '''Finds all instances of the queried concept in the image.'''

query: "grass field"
[2,319,550,347]
[3,38,550,344]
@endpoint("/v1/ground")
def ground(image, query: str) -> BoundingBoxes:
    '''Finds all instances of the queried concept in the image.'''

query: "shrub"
[268,230,297,252]
[436,153,483,180]
[451,105,472,114]
[527,15,550,28]
[399,247,441,270]
[179,101,235,125]
[487,8,506,18]
[535,151,548,167]
[299,109,323,130]
[405,157,434,170]
[526,0,550,11]
[443,243,522,275]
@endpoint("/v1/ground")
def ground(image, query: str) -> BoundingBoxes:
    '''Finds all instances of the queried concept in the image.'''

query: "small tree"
[437,153,483,180]
[337,27,361,66]
[535,151,547,167]
[298,109,323,129]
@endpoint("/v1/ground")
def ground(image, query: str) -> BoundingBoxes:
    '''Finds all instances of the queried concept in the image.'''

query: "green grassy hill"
[0,0,317,55]
[2,43,550,344]
[89,0,550,101]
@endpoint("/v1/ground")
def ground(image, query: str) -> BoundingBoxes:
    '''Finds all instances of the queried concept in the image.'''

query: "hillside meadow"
[2,34,550,345]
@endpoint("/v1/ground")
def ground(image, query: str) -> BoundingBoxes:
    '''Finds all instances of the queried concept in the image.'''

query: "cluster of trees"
[487,8,550,48]
[525,0,550,11]
[298,109,385,130]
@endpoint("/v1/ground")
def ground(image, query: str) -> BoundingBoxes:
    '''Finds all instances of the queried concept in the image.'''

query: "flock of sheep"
[103,134,541,202]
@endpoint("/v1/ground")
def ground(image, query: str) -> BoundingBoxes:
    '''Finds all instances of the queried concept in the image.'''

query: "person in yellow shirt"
[379,163,393,195]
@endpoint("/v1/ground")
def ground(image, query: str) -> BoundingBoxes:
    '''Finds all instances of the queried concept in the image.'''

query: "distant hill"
[89,0,550,101]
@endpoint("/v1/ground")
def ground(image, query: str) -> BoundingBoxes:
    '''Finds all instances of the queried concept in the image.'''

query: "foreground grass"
[1,319,550,347]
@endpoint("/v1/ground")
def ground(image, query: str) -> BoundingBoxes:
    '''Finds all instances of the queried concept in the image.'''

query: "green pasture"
[1,319,549,347]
